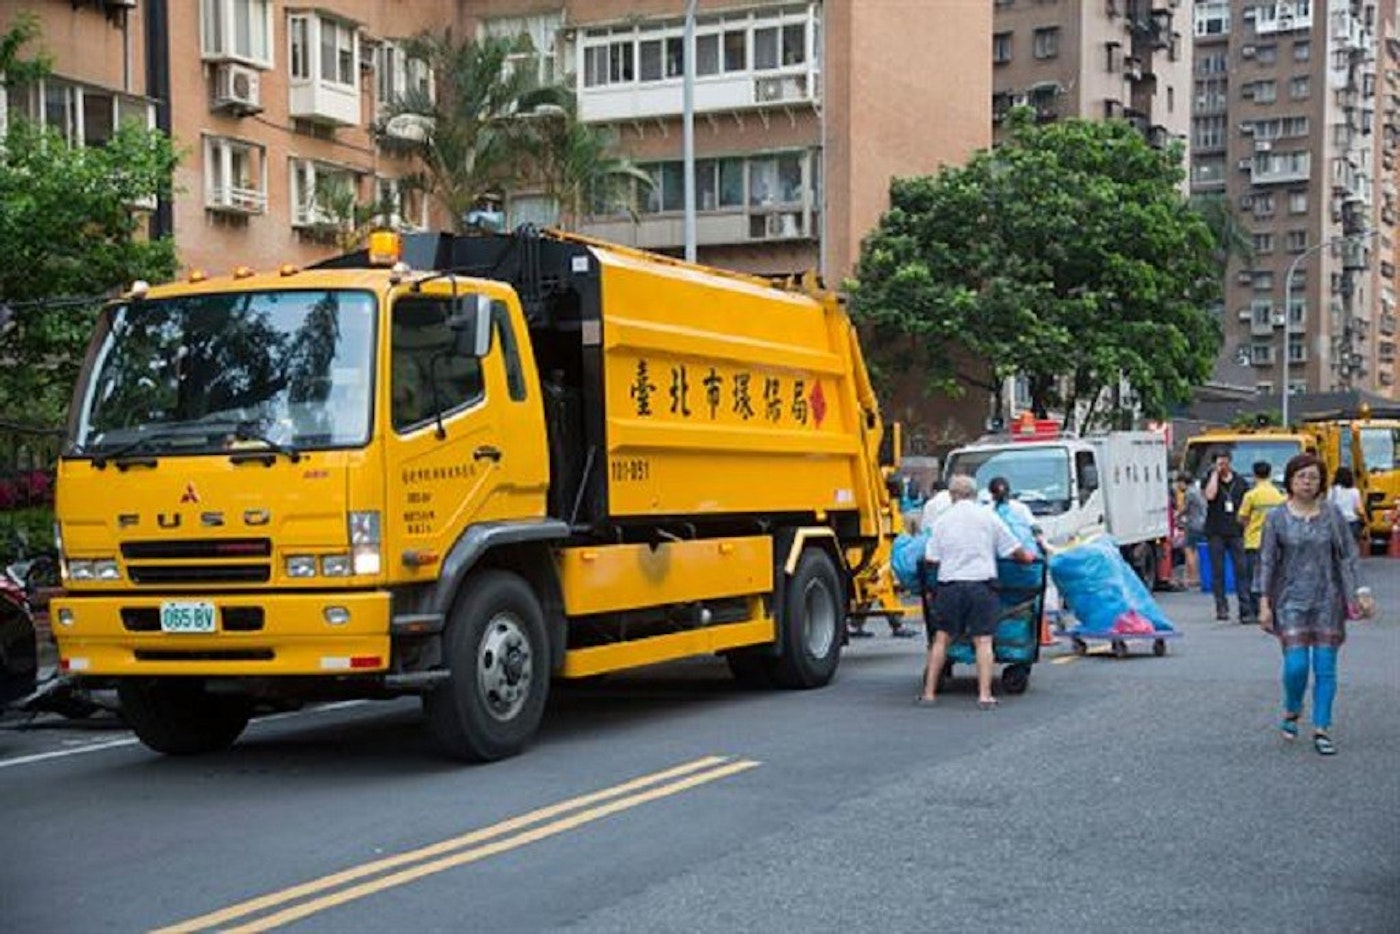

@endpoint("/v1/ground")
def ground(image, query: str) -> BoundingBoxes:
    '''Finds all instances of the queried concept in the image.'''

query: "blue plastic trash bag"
[1048,536,1175,636]
[993,502,1042,591]
[891,532,929,592]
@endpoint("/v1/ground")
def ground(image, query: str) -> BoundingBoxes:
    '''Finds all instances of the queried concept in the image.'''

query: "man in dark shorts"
[917,474,1037,708]
[1203,451,1250,622]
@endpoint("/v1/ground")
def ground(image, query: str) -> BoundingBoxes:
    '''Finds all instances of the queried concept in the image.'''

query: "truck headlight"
[94,559,121,581]
[286,555,318,578]
[348,511,381,575]
[321,554,352,577]
[68,560,95,581]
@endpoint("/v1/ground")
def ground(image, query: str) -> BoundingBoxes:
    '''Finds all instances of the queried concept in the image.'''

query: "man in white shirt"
[918,474,1037,709]
[920,479,952,531]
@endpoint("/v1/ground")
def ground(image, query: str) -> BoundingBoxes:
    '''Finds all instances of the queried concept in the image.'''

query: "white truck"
[942,429,1172,586]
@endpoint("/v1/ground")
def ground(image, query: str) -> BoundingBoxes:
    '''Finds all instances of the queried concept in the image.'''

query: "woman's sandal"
[1313,732,1337,756]
[977,698,999,711]
[1280,713,1300,741]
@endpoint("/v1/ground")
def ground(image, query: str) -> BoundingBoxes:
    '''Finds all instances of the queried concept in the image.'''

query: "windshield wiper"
[89,421,248,469]
[228,423,301,464]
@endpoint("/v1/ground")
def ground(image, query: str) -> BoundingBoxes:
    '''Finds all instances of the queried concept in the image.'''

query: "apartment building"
[992,0,1192,147]
[1191,0,1398,402]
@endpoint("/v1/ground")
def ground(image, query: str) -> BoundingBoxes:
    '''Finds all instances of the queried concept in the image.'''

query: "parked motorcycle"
[0,566,38,707]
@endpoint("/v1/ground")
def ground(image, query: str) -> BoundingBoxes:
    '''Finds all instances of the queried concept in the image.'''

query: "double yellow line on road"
[153,755,760,933]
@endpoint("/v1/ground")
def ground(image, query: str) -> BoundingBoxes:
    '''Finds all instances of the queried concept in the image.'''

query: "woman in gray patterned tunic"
[1257,454,1374,756]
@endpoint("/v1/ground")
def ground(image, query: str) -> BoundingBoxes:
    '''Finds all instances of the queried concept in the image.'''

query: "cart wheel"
[1112,640,1128,659]
[1072,638,1087,656]
[1152,639,1167,657]
[1001,664,1030,695]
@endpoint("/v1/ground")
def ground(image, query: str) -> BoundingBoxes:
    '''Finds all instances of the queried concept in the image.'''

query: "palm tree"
[1190,193,1255,272]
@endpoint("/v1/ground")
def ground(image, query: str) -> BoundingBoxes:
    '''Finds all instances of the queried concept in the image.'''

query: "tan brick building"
[4,0,990,286]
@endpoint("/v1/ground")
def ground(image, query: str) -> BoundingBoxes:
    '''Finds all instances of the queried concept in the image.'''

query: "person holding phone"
[1203,451,1249,623]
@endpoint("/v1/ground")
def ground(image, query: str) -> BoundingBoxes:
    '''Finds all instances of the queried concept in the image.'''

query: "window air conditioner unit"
[1238,158,1255,171]
[1255,139,1273,152]
[1237,269,1255,283]
[1240,122,1255,134]
[1242,45,1256,58]
[1242,8,1256,20]
[764,212,801,239]
[755,77,786,103]
[213,62,262,115]
[1239,194,1255,209]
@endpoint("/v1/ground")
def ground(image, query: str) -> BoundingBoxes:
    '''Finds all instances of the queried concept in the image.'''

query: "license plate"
[160,601,216,633]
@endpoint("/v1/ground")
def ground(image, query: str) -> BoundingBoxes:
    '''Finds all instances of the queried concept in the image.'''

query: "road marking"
[154,755,760,934]
[1050,645,1116,665]
[0,736,141,769]
[0,701,368,771]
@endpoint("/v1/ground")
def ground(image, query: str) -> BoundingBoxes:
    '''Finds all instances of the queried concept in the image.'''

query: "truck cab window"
[391,297,484,431]
[1075,451,1099,505]
[492,301,528,402]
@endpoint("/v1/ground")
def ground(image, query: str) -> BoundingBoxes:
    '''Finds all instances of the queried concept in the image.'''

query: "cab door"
[382,285,545,582]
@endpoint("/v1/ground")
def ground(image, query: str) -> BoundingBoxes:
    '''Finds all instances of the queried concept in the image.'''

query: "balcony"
[206,185,267,215]
[579,67,818,123]
[289,79,360,127]
[581,206,816,251]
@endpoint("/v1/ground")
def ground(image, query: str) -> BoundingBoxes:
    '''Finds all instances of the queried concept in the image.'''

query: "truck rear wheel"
[117,679,252,755]
[769,548,843,689]
[424,570,549,763]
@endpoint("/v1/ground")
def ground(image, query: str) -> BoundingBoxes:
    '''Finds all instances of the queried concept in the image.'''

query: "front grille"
[120,608,160,632]
[122,539,271,560]
[134,649,275,662]
[221,607,265,631]
[128,565,271,585]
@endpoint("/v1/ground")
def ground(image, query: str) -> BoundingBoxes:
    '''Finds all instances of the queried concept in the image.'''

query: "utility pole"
[682,0,698,263]
[1280,227,1376,427]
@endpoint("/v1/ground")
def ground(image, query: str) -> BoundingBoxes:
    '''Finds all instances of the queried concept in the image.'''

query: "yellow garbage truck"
[50,230,897,761]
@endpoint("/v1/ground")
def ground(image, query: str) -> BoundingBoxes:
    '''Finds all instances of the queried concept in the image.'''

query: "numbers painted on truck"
[610,457,651,483]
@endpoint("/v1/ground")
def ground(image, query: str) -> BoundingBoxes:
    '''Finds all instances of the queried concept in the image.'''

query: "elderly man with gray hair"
[918,474,1037,709]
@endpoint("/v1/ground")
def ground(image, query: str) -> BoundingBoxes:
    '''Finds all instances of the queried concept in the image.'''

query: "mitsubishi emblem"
[180,482,200,505]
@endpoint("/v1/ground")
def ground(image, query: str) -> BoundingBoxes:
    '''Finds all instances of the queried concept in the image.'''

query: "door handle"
[473,445,502,463]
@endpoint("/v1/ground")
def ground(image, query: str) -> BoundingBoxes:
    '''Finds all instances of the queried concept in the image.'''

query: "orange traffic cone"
[1388,516,1400,559]
[1039,612,1057,646]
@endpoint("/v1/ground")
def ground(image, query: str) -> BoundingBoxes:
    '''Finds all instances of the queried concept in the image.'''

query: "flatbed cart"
[919,557,1048,695]
[1065,628,1181,659]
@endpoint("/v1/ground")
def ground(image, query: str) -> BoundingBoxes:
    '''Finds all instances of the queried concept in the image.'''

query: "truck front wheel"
[117,679,252,755]
[424,570,549,763]
[770,548,844,689]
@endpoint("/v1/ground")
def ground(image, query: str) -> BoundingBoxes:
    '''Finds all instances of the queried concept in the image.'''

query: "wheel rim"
[802,577,838,658]
[476,613,532,722]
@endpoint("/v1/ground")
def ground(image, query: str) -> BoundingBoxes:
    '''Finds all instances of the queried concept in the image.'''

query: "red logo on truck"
[809,381,827,428]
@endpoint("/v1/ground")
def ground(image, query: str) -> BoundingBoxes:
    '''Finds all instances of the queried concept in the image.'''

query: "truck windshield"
[68,290,376,457]
[943,446,1071,516]
[1181,438,1302,484]
[1356,426,1400,472]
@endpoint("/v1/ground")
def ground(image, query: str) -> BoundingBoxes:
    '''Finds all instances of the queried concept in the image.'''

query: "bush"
[0,507,56,562]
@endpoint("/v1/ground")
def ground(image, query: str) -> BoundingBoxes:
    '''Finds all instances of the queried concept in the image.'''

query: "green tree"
[849,110,1223,429]
[0,20,179,426]
[522,100,654,230]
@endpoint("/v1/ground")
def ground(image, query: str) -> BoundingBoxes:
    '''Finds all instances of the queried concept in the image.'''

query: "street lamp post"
[682,0,698,263]
[1280,228,1375,427]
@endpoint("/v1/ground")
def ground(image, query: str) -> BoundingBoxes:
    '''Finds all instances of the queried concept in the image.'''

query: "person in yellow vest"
[1238,460,1286,625]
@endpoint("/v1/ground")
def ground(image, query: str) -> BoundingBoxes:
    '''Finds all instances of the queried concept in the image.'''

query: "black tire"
[424,570,549,763]
[1152,638,1167,657]
[1072,638,1087,656]
[1131,543,1155,588]
[1112,640,1128,659]
[1001,663,1031,695]
[117,679,252,755]
[769,548,844,689]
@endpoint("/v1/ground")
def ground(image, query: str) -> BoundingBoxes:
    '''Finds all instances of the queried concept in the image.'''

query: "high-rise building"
[4,0,991,286]
[1191,0,1398,402]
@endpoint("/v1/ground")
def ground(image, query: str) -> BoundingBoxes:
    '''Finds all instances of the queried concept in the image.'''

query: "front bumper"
[50,591,391,677]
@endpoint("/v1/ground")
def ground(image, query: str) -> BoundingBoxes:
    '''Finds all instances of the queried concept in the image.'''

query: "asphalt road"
[2,560,1397,933]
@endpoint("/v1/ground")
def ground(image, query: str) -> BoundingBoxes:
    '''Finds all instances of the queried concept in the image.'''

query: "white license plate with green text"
[160,601,216,633]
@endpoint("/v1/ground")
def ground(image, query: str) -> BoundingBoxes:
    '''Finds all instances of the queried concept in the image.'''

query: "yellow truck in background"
[1302,406,1400,549]
[50,229,898,761]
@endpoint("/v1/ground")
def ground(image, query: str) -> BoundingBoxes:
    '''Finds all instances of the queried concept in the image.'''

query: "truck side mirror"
[448,294,493,357]
[1078,464,1099,505]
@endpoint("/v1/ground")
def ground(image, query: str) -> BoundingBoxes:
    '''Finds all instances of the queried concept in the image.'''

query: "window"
[1293,39,1310,61]
[1254,232,1275,254]
[1195,77,1227,111]
[1285,229,1308,252]
[1193,115,1225,149]
[583,39,635,87]
[749,153,803,206]
[204,135,266,213]
[1252,80,1278,103]
[201,0,273,66]
[1033,28,1059,60]
[1253,191,1275,217]
[492,302,527,402]
[289,17,309,80]
[1196,51,1228,74]
[1287,337,1306,364]
[1194,1,1230,36]
[1282,116,1308,136]
[1254,271,1274,290]
[374,176,425,231]
[723,29,747,71]
[694,157,744,211]
[290,159,359,228]
[1256,44,1278,64]
[319,18,356,86]
[1192,155,1227,186]
[7,76,153,148]
[993,32,1012,64]
[1251,300,1274,327]
[377,42,433,109]
[480,13,563,86]
[390,296,485,432]
[696,33,720,75]
[1289,75,1309,99]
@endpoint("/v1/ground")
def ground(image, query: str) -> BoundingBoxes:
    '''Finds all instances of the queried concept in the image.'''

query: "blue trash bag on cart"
[993,502,1043,591]
[891,532,929,592]
[1048,535,1175,636]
